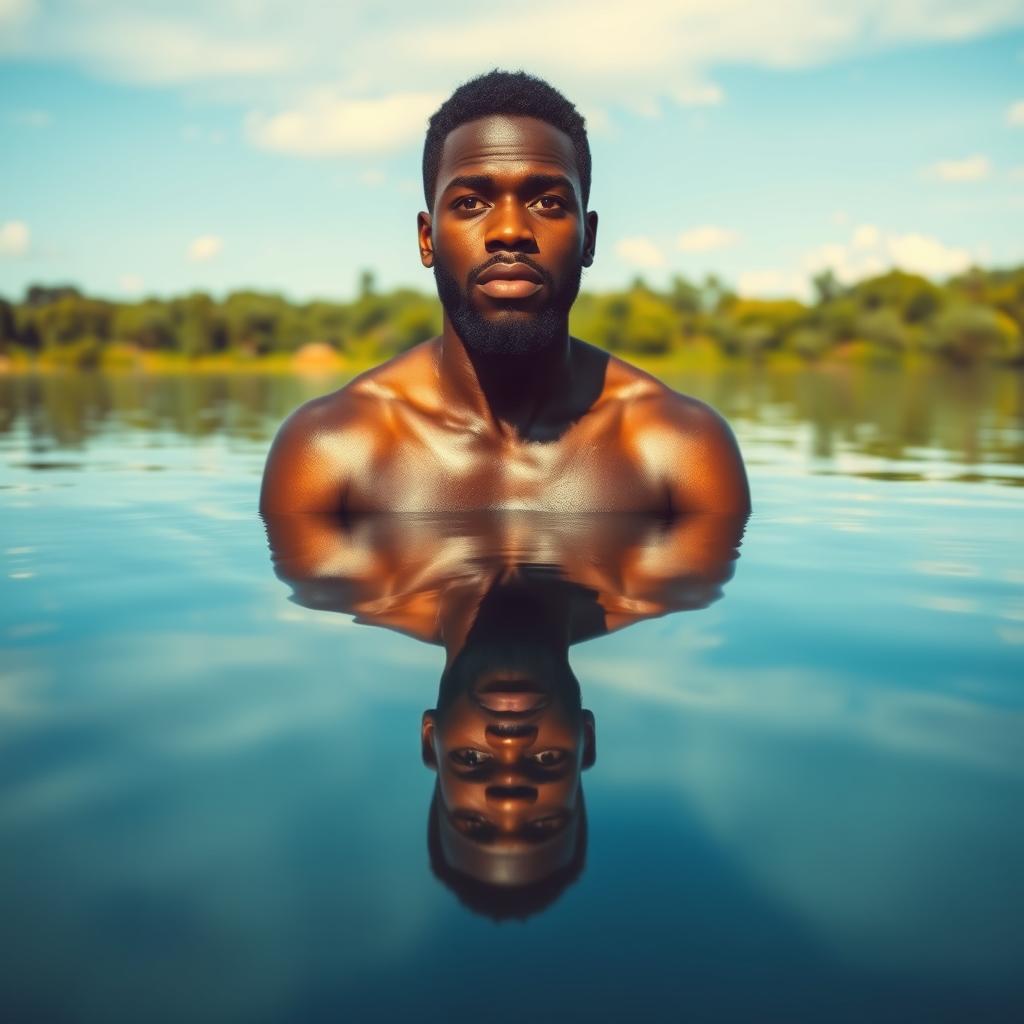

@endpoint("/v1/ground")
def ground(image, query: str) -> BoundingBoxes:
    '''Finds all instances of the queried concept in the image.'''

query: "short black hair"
[422,69,591,211]
[427,786,588,922]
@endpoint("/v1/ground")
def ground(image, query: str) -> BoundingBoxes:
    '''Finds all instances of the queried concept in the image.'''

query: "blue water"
[1,370,1022,1023]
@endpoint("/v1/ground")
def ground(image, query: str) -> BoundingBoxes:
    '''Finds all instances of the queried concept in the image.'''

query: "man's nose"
[485,197,538,252]
[486,723,538,758]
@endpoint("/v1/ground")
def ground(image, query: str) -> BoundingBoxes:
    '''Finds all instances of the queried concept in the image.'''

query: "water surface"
[1,367,1022,1023]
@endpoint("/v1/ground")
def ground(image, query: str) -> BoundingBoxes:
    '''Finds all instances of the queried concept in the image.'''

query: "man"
[264,509,744,917]
[259,70,750,515]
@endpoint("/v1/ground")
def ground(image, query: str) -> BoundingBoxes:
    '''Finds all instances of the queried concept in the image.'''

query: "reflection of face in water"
[263,509,746,918]
[421,573,597,918]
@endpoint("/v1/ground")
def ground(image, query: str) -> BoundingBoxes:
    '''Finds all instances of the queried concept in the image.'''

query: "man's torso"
[317,339,675,513]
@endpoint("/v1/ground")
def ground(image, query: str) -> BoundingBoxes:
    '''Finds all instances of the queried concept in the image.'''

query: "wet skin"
[263,511,746,650]
[264,510,745,883]
[420,657,595,853]
[259,115,750,515]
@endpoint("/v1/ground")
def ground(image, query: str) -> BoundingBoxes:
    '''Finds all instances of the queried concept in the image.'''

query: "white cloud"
[0,220,30,256]
[875,1,1024,42]
[672,82,725,107]
[0,0,33,28]
[738,224,977,299]
[578,104,612,136]
[615,236,665,269]
[885,233,972,276]
[65,17,289,85]
[677,225,739,252]
[737,269,806,297]
[5,2,1023,115]
[187,235,223,262]
[802,226,972,283]
[851,224,880,249]
[246,91,442,156]
[118,273,145,294]
[925,154,991,182]
[1008,99,1024,125]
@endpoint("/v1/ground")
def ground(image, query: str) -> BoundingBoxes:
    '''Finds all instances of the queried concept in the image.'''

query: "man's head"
[421,573,596,916]
[422,69,592,213]
[418,70,598,356]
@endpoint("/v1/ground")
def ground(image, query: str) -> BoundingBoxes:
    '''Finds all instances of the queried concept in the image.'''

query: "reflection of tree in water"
[264,511,745,919]
[1,368,1021,473]
[673,364,1024,472]
[0,374,341,448]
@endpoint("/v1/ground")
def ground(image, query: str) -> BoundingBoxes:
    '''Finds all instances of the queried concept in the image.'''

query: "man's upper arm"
[646,395,751,516]
[259,396,362,514]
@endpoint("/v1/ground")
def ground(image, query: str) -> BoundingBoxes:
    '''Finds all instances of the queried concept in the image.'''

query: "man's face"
[425,675,591,844]
[419,115,598,356]
[420,576,596,883]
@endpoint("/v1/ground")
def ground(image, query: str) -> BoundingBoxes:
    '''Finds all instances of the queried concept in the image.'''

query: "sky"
[1,0,1023,303]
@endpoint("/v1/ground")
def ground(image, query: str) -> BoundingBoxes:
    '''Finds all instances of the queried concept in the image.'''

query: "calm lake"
[1,366,1022,1023]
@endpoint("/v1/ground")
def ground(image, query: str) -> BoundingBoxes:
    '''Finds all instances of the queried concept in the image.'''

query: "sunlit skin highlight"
[259,114,750,516]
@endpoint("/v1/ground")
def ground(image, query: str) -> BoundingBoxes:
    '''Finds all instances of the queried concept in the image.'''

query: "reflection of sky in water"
[1,372,1022,1022]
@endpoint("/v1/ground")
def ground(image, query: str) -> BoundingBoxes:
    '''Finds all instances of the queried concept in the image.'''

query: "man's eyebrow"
[522,174,577,199]
[442,173,578,200]
[443,174,494,194]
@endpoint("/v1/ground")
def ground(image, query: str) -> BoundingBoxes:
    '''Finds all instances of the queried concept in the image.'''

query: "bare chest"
[347,414,664,513]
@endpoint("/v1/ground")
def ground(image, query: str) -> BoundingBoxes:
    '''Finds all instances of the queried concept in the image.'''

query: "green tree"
[928,305,1023,363]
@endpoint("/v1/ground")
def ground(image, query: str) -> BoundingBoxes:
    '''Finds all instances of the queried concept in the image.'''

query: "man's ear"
[582,210,598,268]
[421,710,438,769]
[582,709,596,770]
[417,211,434,268]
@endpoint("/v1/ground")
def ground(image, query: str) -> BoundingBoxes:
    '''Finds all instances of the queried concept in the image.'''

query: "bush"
[855,308,910,356]
[927,305,1023,363]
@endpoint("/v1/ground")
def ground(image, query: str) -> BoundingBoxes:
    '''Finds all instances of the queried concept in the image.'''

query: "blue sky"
[1,0,1023,303]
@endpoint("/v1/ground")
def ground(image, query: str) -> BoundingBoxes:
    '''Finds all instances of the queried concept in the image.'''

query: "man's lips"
[474,262,544,299]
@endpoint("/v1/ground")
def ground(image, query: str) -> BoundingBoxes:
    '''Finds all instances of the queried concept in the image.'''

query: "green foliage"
[0,299,16,354]
[29,295,113,353]
[112,300,176,349]
[788,326,831,360]
[855,308,910,356]
[6,263,1024,367]
[927,305,1023,363]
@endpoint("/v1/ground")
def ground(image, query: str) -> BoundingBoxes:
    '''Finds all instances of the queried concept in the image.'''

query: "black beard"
[433,254,583,356]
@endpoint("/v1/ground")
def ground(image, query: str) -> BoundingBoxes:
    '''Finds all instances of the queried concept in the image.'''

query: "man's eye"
[451,748,492,766]
[454,196,485,211]
[535,196,565,210]
[531,749,567,766]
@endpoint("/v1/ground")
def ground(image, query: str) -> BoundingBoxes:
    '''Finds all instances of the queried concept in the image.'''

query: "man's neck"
[437,317,575,441]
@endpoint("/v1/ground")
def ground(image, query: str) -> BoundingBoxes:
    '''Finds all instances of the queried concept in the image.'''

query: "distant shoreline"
[0,342,1012,377]
[3,265,1023,370]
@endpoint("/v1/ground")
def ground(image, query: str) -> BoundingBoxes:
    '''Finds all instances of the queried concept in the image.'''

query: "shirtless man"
[260,70,749,516]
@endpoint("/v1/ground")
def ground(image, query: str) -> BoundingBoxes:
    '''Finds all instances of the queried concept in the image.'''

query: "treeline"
[1,265,1022,368]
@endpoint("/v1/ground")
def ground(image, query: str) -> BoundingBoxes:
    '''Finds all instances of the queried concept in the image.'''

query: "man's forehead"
[437,115,579,184]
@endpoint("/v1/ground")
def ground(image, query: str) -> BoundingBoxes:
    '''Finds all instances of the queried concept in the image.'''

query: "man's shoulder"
[282,338,440,438]
[600,351,726,439]
[259,341,441,513]
[598,349,750,515]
